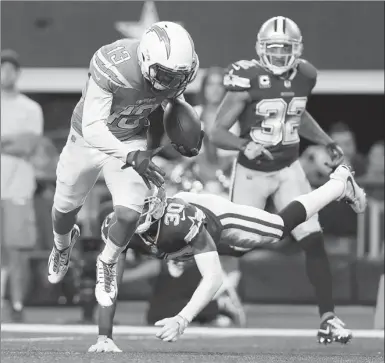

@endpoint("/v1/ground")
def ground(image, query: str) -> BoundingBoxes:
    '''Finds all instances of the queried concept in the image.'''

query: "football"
[163,98,202,150]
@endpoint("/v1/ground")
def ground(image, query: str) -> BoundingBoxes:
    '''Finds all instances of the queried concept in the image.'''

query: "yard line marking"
[2,324,384,339]
[1,336,79,342]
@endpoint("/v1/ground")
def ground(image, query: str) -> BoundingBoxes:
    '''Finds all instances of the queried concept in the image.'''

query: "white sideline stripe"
[1,336,155,342]
[17,68,385,94]
[1,336,78,342]
[1,324,384,339]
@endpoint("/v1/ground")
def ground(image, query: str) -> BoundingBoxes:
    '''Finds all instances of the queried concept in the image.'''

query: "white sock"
[53,230,72,250]
[99,239,125,264]
[294,179,345,219]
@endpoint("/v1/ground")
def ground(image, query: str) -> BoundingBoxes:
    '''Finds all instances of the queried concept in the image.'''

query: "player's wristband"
[177,314,191,324]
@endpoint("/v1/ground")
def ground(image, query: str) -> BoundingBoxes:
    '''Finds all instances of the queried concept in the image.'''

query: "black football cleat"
[317,315,353,345]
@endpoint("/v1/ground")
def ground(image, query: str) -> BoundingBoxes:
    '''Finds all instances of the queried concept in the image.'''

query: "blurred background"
[1,1,384,328]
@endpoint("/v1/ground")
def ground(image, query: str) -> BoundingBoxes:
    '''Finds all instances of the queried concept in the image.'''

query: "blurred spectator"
[165,68,238,195]
[1,49,44,322]
[195,67,240,160]
[329,122,367,176]
[300,145,333,186]
[363,141,384,182]
[359,140,384,200]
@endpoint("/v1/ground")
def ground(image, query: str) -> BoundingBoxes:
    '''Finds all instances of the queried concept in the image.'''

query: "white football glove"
[243,141,274,161]
[88,336,122,353]
[155,314,189,342]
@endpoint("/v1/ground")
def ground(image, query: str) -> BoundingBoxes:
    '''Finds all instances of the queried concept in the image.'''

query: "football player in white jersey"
[47,22,202,308]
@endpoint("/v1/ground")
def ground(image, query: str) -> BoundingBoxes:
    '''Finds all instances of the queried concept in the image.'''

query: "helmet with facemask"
[136,185,167,235]
[256,16,303,76]
[138,21,199,93]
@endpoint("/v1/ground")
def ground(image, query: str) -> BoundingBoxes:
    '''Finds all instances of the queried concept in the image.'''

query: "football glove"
[155,314,189,342]
[171,130,205,158]
[242,141,274,161]
[325,142,344,169]
[122,146,166,189]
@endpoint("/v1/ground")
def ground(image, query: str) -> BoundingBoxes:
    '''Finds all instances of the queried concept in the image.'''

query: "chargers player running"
[209,16,350,343]
[89,164,366,352]
[47,22,202,307]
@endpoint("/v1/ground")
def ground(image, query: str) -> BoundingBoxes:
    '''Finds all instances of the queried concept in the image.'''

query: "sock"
[98,303,117,338]
[99,209,137,264]
[53,230,72,250]
[99,240,126,264]
[321,311,336,322]
[299,232,335,316]
[294,179,344,218]
[278,201,307,236]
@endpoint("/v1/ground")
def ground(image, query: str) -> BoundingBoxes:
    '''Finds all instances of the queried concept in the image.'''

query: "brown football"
[163,98,201,150]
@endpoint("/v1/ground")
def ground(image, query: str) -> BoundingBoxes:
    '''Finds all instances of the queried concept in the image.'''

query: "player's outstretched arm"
[210,91,273,161]
[299,111,334,146]
[210,91,250,151]
[154,229,223,342]
[299,111,344,168]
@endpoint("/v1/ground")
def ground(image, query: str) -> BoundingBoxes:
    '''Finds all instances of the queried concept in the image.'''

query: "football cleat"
[95,255,118,307]
[317,315,353,345]
[48,225,80,284]
[88,336,122,353]
[329,165,367,213]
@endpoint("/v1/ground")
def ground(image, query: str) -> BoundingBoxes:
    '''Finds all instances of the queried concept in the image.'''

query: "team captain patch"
[258,75,271,89]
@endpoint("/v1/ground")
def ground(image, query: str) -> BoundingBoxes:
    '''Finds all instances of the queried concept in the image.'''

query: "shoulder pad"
[223,59,259,91]
[297,59,317,81]
[89,39,141,92]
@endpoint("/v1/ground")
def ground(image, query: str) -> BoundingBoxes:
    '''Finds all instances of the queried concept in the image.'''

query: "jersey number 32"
[251,97,307,146]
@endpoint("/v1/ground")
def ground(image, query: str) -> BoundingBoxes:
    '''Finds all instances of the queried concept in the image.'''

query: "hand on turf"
[172,130,205,158]
[155,314,189,342]
[243,141,274,161]
[325,143,344,169]
[88,336,122,353]
[122,146,166,189]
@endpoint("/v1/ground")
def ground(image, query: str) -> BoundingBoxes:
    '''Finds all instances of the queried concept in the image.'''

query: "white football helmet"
[138,21,199,92]
[136,186,167,234]
[256,16,303,75]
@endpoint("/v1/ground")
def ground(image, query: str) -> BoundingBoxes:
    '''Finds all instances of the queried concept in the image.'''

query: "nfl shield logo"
[259,75,271,88]
[284,80,291,88]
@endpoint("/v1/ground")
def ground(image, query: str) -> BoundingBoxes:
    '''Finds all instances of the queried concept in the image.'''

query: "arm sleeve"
[81,77,133,163]
[178,250,223,322]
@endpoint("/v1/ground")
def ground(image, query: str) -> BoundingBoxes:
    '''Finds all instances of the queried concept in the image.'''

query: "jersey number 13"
[251,97,307,146]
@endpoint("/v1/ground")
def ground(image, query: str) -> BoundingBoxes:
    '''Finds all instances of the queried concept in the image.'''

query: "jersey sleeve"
[89,40,136,93]
[297,59,318,91]
[223,60,258,92]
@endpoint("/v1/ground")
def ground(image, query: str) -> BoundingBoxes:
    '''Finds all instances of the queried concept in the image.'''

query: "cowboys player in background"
[210,16,350,344]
